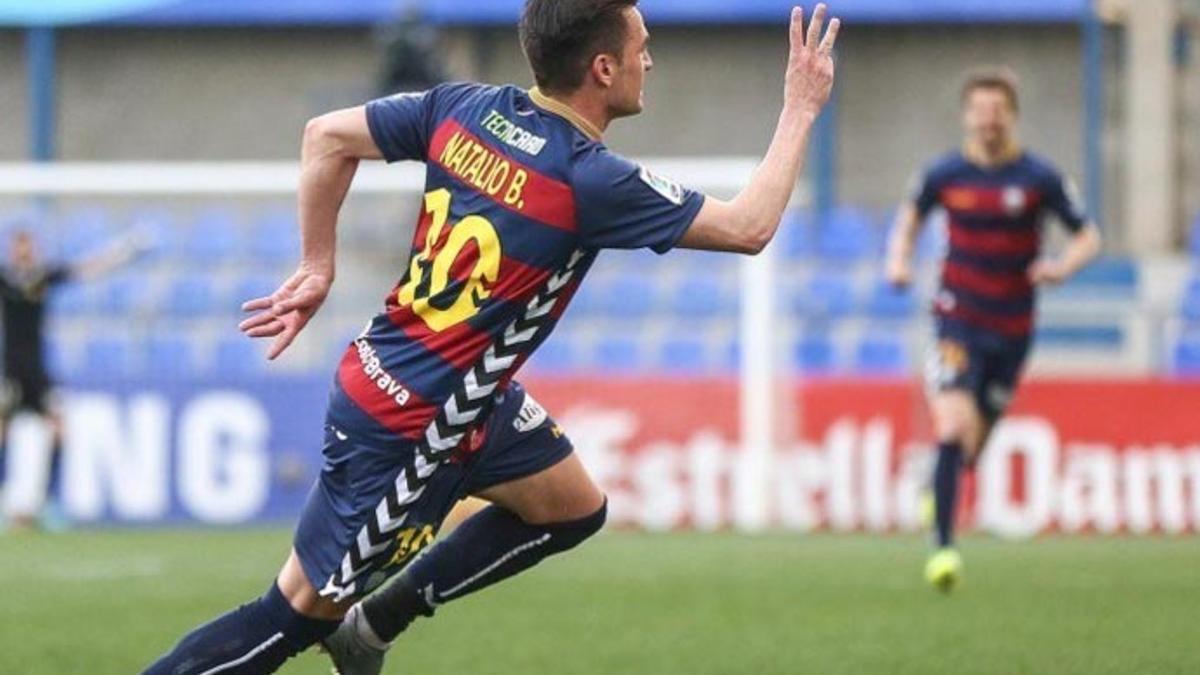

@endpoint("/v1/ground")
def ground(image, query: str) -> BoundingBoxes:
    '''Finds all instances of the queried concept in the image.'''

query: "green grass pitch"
[1,529,1196,674]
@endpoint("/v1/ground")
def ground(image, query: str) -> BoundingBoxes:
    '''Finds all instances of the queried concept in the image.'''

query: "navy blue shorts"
[293,381,572,601]
[926,321,1030,423]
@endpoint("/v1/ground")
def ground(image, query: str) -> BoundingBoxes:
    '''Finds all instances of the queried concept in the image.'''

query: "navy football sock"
[143,583,338,675]
[362,500,607,643]
[933,441,963,548]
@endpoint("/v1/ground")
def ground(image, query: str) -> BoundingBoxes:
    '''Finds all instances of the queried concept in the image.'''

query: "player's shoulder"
[423,81,504,114]
[567,142,636,198]
[1014,151,1066,183]
[922,150,971,182]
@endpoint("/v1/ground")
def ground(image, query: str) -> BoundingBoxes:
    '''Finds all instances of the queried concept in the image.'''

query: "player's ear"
[591,53,617,88]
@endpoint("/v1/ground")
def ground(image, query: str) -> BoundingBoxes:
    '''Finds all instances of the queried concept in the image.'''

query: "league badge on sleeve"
[638,166,685,206]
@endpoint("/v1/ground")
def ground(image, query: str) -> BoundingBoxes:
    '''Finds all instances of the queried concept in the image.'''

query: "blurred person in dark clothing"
[374,9,448,97]
[0,228,146,530]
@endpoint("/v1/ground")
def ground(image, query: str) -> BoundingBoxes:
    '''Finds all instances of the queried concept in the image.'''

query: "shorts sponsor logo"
[514,394,548,433]
[938,339,969,375]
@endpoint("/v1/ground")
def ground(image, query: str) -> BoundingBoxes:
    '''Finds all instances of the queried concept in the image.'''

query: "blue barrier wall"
[53,376,330,525]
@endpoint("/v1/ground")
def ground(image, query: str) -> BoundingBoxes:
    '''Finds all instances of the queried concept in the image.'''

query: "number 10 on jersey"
[397,188,502,332]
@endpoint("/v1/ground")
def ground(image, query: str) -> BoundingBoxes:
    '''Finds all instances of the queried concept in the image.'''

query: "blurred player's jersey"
[327,83,704,446]
[913,150,1086,340]
[0,264,71,378]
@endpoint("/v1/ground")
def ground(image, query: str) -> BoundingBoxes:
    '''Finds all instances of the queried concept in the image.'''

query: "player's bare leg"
[925,390,986,591]
[324,454,606,675]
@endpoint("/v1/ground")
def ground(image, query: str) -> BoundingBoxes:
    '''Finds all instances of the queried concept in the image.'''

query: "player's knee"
[544,498,607,554]
[932,397,979,447]
[276,550,350,621]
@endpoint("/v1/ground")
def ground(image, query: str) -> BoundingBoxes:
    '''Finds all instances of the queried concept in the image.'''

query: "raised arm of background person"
[884,202,923,288]
[238,106,380,359]
[70,231,150,282]
[677,5,839,255]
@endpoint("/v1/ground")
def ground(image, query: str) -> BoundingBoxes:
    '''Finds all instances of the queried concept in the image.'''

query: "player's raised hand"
[785,4,839,117]
[238,262,332,360]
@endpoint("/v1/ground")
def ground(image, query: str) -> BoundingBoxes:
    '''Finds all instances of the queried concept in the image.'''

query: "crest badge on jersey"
[638,166,684,206]
[1002,186,1026,215]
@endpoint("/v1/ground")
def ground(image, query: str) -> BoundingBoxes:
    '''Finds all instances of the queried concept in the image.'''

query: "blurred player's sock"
[143,582,338,675]
[360,501,607,643]
[933,441,963,548]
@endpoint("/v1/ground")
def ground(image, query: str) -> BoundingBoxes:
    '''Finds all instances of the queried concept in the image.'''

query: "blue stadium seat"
[1188,213,1200,259]
[913,218,945,261]
[1180,278,1200,322]
[232,274,279,307]
[592,336,641,371]
[214,338,262,375]
[250,210,299,263]
[722,338,741,370]
[83,337,133,378]
[58,208,114,258]
[50,284,91,316]
[793,272,856,318]
[96,273,150,315]
[567,279,606,317]
[526,336,579,372]
[188,210,243,263]
[596,277,657,319]
[853,335,908,374]
[165,277,223,317]
[793,335,835,373]
[1036,324,1123,349]
[145,336,194,377]
[1063,256,1137,293]
[864,279,916,319]
[673,249,735,275]
[781,210,815,260]
[816,207,879,261]
[658,337,709,372]
[667,277,733,319]
[1172,336,1200,377]
[44,338,72,380]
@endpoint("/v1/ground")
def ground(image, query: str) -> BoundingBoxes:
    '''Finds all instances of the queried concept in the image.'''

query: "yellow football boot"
[924,548,963,593]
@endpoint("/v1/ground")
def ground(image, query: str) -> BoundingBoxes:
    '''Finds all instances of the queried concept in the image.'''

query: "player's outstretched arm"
[677,4,839,254]
[69,230,150,282]
[885,202,922,288]
[239,106,384,359]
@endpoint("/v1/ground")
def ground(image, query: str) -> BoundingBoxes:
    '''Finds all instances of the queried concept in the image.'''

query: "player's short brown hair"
[961,68,1020,112]
[520,0,639,94]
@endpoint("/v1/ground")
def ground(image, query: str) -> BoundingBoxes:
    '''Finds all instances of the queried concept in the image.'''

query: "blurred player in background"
[885,68,1102,592]
[0,228,145,530]
[141,1,838,673]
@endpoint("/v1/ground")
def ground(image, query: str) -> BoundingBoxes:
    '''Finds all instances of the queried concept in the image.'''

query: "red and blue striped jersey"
[913,150,1086,339]
[327,83,705,446]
